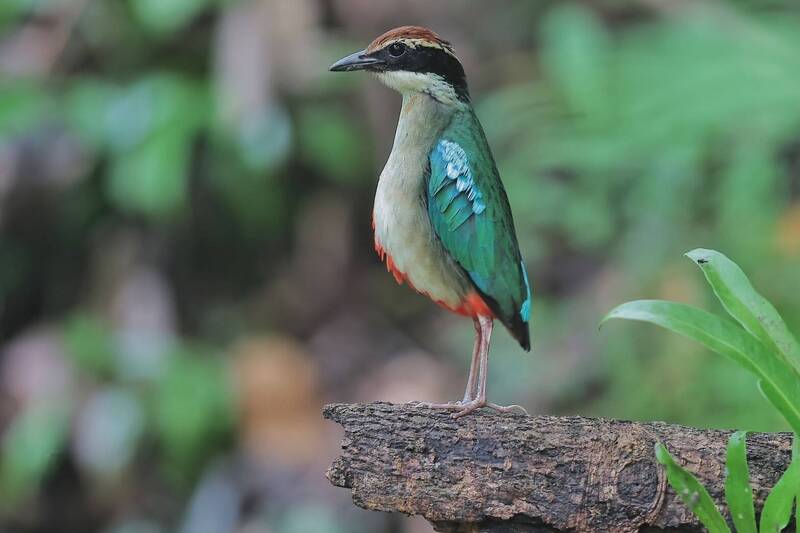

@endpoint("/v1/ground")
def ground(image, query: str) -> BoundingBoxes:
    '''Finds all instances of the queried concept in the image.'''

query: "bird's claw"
[486,402,529,415]
[452,401,528,419]
[409,399,528,418]
[408,400,464,409]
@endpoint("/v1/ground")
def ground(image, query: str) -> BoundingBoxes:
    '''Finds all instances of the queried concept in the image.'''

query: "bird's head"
[330,26,469,105]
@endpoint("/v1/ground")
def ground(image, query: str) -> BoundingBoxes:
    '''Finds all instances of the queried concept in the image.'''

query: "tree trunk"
[324,403,795,532]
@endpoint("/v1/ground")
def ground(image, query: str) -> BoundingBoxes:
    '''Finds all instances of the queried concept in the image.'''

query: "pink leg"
[461,316,482,402]
[451,316,528,419]
[411,315,528,418]
[407,317,480,409]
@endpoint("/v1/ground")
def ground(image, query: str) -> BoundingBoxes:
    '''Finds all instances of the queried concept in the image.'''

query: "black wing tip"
[512,321,531,352]
[504,309,531,352]
[520,336,531,352]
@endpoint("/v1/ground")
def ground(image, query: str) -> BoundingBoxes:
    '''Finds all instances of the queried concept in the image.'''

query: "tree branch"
[324,403,794,532]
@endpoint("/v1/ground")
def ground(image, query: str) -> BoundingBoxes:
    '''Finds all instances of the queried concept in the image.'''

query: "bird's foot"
[407,400,464,409]
[486,402,529,416]
[452,401,528,419]
[408,399,528,418]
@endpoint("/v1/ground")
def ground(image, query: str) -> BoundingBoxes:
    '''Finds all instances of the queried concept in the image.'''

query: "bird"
[330,26,531,418]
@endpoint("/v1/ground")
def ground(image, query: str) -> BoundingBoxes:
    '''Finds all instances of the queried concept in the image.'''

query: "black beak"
[329,50,384,72]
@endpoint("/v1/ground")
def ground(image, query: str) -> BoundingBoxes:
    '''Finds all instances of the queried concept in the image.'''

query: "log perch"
[324,403,794,532]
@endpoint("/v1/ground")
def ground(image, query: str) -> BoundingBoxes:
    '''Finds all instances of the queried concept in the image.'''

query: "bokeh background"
[2,0,800,531]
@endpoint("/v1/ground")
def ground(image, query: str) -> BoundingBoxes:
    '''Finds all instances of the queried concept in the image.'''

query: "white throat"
[375,71,461,107]
[371,92,469,308]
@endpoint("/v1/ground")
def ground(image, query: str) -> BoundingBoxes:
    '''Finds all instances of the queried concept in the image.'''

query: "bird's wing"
[427,111,531,349]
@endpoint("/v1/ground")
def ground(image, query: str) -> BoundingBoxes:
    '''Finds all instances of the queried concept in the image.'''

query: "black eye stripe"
[375,42,470,102]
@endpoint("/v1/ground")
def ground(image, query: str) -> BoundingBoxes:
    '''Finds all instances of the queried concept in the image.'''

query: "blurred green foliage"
[152,347,233,479]
[1,403,69,506]
[478,1,800,431]
[606,249,800,433]
[485,2,800,269]
[64,313,116,376]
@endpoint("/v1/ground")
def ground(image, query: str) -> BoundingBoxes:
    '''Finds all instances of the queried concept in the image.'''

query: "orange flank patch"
[385,254,407,285]
[449,292,494,318]
[373,232,410,287]
[372,216,493,319]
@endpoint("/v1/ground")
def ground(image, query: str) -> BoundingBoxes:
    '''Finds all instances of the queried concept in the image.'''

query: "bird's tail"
[507,313,531,352]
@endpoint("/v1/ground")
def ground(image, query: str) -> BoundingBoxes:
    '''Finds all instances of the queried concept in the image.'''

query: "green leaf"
[758,381,800,436]
[101,73,208,219]
[724,431,756,533]
[759,454,800,533]
[296,105,370,184]
[602,300,800,434]
[0,1,24,27]
[685,248,800,375]
[654,442,731,533]
[64,79,119,149]
[63,314,115,376]
[104,73,207,153]
[153,348,234,479]
[1,405,68,505]
[107,127,191,217]
[0,82,52,136]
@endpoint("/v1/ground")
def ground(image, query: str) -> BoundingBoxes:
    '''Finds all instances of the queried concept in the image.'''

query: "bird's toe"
[451,400,485,419]
[410,400,464,410]
[486,402,529,415]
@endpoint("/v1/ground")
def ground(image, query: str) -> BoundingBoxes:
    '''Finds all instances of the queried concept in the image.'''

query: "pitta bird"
[331,26,532,418]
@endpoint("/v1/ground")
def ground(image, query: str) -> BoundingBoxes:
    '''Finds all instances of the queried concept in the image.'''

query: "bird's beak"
[329,50,384,72]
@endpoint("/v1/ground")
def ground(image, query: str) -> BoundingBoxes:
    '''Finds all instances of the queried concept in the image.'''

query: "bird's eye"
[388,43,406,57]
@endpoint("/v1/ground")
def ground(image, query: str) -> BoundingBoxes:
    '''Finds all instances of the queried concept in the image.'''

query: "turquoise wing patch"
[520,260,531,321]
[426,114,531,341]
[428,138,495,284]
[429,140,488,236]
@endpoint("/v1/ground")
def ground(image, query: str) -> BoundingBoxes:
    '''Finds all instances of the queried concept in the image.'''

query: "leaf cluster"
[604,249,800,531]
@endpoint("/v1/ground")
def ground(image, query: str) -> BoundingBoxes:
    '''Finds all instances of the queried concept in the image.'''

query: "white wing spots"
[439,140,486,215]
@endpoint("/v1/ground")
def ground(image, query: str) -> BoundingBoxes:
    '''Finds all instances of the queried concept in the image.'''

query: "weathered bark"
[324,402,795,533]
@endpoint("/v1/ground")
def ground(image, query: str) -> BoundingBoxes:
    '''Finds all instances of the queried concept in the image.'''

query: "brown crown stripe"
[366,25,457,57]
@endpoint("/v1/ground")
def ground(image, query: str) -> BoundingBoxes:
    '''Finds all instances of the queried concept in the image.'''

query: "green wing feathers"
[427,111,531,350]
